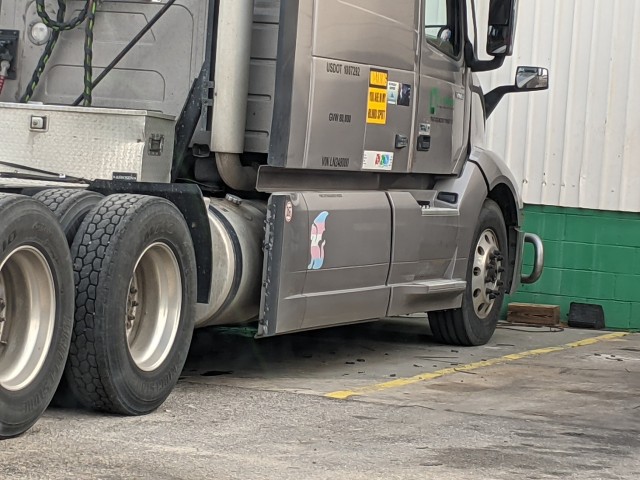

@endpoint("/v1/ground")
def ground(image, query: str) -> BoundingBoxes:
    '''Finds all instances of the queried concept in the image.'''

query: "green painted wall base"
[506,204,640,330]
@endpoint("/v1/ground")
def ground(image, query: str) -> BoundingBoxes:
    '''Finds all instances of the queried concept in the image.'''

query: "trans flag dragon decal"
[308,211,329,270]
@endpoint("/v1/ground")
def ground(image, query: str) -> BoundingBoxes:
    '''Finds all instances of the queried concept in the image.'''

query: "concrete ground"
[2,317,639,479]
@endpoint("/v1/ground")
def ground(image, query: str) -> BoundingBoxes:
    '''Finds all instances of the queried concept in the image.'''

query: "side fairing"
[437,150,524,294]
[433,160,488,280]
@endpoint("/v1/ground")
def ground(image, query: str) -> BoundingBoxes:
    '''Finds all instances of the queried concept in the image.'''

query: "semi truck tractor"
[0,0,545,438]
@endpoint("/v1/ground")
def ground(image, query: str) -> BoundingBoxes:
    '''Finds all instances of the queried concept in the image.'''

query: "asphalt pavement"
[2,317,638,479]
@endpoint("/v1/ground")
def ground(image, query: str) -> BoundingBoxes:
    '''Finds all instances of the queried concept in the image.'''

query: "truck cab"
[0,0,545,438]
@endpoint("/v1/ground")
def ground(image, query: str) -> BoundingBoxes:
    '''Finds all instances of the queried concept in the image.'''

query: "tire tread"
[67,194,147,412]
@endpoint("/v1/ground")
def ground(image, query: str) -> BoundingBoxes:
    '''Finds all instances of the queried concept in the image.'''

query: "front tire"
[0,194,74,438]
[66,194,197,415]
[430,199,508,346]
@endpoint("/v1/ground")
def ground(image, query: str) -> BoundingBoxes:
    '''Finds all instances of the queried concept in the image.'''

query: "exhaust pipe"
[210,0,257,191]
[215,152,257,192]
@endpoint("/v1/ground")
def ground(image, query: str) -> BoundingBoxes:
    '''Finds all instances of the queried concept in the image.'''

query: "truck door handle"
[395,134,409,149]
[417,135,431,151]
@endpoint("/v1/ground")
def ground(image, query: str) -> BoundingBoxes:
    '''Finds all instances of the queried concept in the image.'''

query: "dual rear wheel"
[69,194,196,414]
[37,191,197,415]
[1,189,197,438]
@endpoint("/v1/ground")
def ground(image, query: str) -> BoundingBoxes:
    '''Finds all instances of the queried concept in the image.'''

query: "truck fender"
[435,152,523,292]
[467,147,525,292]
[88,180,212,304]
[469,147,523,223]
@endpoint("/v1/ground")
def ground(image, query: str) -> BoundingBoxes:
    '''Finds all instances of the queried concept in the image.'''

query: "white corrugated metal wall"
[477,0,640,213]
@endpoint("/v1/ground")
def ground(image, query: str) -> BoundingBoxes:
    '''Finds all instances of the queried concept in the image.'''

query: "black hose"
[72,0,178,107]
[82,0,97,106]
[22,0,95,104]
[20,0,67,103]
[23,0,176,107]
[35,0,89,32]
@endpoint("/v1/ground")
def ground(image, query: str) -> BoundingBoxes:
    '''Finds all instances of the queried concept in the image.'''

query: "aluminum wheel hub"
[126,242,182,372]
[471,229,504,319]
[0,246,56,391]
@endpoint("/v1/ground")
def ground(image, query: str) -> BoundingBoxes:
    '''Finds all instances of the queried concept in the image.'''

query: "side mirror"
[487,0,519,56]
[515,66,549,91]
[484,65,549,119]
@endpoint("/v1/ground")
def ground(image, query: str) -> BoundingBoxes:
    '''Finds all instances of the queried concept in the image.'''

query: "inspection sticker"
[362,150,394,171]
[367,69,388,125]
[387,81,400,105]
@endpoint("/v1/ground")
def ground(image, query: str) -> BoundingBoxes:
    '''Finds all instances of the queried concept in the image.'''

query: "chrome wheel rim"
[0,246,56,392]
[126,243,182,372]
[471,229,504,319]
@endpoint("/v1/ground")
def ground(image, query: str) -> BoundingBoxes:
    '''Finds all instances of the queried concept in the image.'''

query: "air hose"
[23,0,176,108]
[21,0,97,106]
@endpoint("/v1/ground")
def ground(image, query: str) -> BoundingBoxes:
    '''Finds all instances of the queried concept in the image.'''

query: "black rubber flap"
[568,302,606,330]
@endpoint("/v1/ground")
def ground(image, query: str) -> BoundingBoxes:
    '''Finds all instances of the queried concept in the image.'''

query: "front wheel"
[430,199,508,346]
[65,194,197,415]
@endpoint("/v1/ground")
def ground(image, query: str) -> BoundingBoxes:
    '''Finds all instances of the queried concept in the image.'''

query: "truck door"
[414,0,470,175]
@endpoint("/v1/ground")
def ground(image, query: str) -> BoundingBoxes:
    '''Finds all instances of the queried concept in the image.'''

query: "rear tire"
[32,188,104,408]
[33,189,104,244]
[429,199,508,346]
[0,194,74,438]
[65,194,197,415]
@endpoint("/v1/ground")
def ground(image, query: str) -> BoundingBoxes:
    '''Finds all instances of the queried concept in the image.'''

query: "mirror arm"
[464,42,505,73]
[484,85,517,119]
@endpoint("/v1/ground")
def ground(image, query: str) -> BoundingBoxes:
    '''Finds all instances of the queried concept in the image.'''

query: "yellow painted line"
[325,332,631,400]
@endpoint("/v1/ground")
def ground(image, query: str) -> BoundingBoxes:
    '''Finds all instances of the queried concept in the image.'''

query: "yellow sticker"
[369,69,388,88]
[367,86,388,125]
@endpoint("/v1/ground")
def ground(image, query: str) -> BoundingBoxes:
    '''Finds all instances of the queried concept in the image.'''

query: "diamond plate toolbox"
[0,102,175,184]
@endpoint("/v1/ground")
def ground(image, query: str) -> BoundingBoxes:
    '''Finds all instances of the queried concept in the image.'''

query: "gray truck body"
[0,0,543,334]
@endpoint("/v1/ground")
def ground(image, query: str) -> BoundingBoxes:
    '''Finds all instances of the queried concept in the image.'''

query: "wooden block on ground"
[507,303,561,326]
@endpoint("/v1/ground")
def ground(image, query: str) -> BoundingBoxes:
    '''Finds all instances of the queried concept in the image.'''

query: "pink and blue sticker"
[308,211,329,270]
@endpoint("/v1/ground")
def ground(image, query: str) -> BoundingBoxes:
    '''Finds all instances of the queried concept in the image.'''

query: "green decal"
[430,88,438,115]
[430,88,455,115]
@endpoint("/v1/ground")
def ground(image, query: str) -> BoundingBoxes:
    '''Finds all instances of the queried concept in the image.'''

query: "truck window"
[425,0,460,58]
